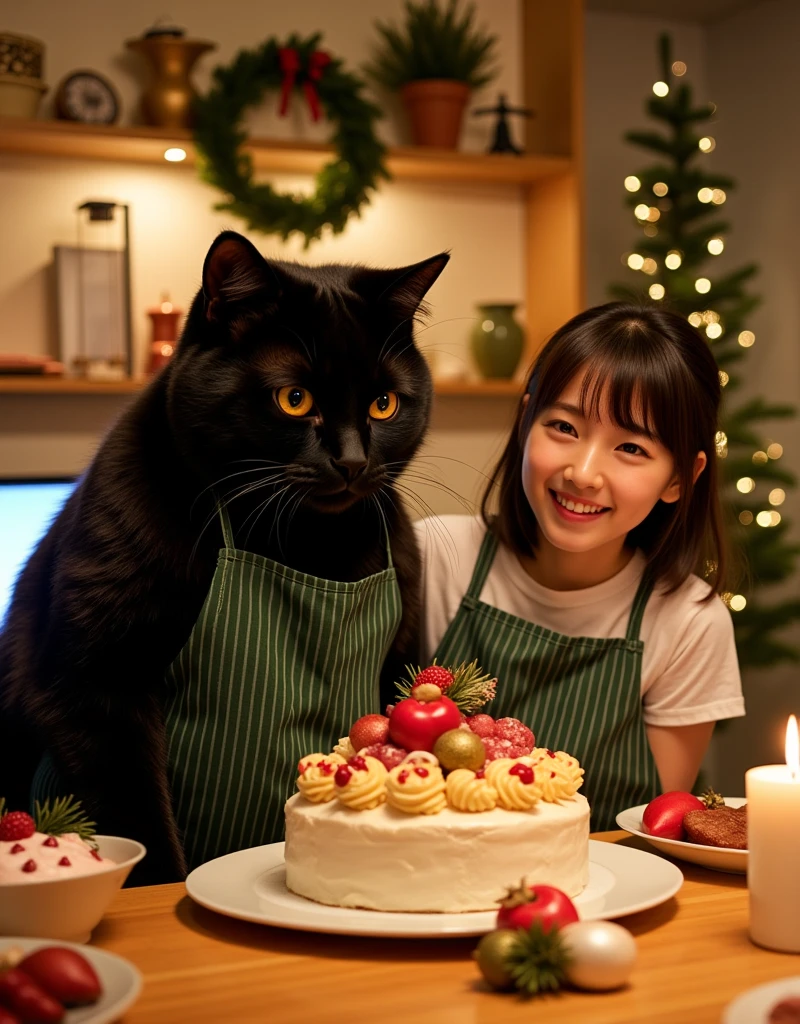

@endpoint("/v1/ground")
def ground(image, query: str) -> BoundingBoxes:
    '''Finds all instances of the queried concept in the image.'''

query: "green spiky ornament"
[474,920,572,996]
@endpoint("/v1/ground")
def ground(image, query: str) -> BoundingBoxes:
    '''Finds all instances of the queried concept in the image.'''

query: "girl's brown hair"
[481,301,729,596]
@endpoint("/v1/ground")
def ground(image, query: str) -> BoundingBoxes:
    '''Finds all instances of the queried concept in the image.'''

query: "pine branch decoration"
[34,796,97,844]
[394,658,497,712]
[506,922,572,996]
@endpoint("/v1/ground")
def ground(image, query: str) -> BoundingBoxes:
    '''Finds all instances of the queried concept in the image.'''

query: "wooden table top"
[92,831,799,1024]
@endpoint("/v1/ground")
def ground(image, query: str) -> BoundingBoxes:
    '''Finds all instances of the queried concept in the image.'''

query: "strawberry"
[0,811,36,842]
[414,664,455,692]
[19,947,102,1007]
[642,791,705,841]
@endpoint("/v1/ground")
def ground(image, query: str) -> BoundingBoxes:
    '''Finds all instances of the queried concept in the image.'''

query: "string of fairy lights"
[620,58,787,614]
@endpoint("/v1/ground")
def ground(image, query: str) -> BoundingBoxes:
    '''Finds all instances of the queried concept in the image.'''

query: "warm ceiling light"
[164,148,187,162]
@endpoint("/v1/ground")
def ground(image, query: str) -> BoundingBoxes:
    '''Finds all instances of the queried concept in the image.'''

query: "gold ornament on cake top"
[446,768,498,812]
[386,761,447,815]
[333,756,388,811]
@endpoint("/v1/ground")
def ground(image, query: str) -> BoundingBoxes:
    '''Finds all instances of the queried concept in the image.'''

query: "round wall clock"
[55,70,120,124]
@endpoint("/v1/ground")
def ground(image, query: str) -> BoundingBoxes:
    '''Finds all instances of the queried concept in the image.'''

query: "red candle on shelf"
[146,295,183,374]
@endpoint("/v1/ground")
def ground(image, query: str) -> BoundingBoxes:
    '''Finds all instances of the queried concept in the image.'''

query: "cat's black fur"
[0,231,448,885]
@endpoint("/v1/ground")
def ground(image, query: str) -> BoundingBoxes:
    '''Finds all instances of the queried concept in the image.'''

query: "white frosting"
[284,792,590,912]
[0,832,112,885]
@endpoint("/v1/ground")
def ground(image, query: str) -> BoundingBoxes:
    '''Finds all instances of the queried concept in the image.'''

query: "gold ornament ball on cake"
[433,728,486,772]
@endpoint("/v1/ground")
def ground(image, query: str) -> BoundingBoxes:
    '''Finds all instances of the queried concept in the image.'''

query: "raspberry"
[467,714,496,738]
[495,718,535,753]
[0,811,36,842]
[58,857,71,867]
[360,743,408,770]
[414,665,455,692]
[482,737,515,761]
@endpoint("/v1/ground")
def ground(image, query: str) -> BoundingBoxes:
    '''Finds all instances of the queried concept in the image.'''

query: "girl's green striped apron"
[433,530,659,832]
[163,506,402,870]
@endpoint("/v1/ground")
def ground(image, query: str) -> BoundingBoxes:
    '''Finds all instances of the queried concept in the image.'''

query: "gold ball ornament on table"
[433,728,485,772]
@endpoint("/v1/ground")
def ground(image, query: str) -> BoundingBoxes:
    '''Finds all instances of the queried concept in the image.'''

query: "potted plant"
[366,0,498,149]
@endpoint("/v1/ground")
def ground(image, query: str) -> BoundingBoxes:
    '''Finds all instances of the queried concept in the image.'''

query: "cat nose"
[331,456,367,483]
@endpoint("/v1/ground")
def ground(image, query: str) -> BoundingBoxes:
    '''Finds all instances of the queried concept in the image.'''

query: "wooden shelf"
[0,377,145,394]
[0,375,523,397]
[0,117,572,185]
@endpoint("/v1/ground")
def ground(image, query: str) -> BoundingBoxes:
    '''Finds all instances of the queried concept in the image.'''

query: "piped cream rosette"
[483,758,540,810]
[385,753,447,815]
[445,768,498,812]
[296,752,347,803]
[527,748,584,801]
[333,755,388,810]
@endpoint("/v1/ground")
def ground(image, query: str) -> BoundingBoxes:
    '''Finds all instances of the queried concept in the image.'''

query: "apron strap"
[625,566,655,642]
[463,530,500,608]
[217,501,236,549]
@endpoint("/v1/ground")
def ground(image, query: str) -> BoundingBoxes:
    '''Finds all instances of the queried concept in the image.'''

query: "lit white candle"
[746,714,800,952]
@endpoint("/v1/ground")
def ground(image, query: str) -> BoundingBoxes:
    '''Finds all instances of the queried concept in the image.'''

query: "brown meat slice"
[768,996,800,1024]
[683,805,747,849]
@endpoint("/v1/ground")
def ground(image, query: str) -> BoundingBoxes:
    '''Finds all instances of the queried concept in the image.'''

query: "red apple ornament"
[349,714,390,751]
[641,791,705,841]
[496,881,579,934]
[388,683,461,752]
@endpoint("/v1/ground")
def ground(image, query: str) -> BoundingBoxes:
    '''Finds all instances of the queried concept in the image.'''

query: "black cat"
[0,231,448,884]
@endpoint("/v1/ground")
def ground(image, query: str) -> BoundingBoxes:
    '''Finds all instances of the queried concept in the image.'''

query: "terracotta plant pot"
[400,79,471,149]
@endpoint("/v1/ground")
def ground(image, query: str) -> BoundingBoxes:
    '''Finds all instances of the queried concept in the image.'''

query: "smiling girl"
[415,302,745,830]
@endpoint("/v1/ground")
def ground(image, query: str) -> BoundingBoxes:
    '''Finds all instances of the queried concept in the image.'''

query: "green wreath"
[192,34,390,246]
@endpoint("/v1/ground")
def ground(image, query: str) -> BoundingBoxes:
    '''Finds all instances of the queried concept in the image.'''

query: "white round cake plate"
[0,937,142,1024]
[722,976,800,1024]
[616,796,747,874]
[185,839,683,938]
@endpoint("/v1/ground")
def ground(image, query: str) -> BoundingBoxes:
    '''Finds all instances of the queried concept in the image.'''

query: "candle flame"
[787,714,799,778]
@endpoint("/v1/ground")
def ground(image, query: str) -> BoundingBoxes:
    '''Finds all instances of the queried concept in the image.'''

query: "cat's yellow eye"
[277,386,314,417]
[369,392,399,421]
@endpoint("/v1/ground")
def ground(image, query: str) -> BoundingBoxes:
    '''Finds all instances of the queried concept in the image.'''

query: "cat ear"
[202,230,281,322]
[355,253,450,320]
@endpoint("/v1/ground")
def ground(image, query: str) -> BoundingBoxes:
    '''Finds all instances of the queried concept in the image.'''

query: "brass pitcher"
[126,29,215,129]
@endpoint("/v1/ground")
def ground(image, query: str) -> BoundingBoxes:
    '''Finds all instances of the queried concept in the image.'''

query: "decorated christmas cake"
[284,663,590,913]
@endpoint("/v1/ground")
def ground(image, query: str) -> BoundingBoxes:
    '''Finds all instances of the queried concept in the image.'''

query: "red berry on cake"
[349,714,390,752]
[360,743,409,770]
[467,714,496,738]
[414,664,455,692]
[0,811,36,842]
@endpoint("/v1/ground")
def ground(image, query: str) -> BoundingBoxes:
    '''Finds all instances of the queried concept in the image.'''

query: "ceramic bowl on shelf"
[0,835,146,942]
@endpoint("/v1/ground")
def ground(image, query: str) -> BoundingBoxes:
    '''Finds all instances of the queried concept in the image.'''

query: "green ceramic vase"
[470,303,525,379]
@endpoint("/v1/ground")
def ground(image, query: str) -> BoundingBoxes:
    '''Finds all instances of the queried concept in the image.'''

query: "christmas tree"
[610,34,800,668]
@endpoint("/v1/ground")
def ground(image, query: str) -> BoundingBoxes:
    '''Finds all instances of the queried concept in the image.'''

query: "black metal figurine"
[473,93,535,155]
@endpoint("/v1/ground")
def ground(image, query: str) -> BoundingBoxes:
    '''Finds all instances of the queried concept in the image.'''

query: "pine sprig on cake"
[395,659,497,713]
[34,796,97,843]
[0,797,5,819]
[506,921,572,995]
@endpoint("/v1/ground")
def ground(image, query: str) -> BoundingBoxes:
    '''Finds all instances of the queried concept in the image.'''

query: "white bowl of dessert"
[0,831,146,943]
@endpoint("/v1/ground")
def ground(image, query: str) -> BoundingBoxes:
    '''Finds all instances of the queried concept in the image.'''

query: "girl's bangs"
[533,325,686,452]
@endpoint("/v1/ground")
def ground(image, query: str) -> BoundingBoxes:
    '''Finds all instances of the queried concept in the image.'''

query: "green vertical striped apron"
[433,531,658,832]
[163,506,402,870]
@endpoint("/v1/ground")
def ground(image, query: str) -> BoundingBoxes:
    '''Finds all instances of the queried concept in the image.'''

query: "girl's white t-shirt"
[414,515,745,728]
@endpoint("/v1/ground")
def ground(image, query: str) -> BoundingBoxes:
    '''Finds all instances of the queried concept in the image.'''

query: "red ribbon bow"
[278,48,331,122]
